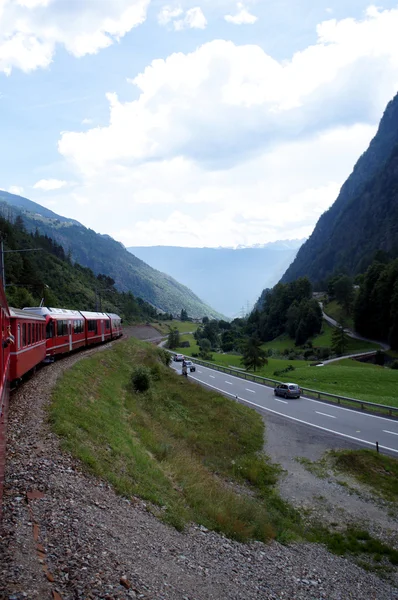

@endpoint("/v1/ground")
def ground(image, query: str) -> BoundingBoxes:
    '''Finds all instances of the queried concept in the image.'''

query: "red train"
[0,299,123,519]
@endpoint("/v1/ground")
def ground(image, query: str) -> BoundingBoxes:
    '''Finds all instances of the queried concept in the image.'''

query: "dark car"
[184,360,196,372]
[274,383,301,399]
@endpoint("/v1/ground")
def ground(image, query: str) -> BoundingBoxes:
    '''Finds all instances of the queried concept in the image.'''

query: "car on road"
[274,383,301,399]
[184,360,196,372]
[173,354,184,362]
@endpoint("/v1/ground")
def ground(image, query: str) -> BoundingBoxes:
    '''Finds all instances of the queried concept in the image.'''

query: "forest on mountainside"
[0,214,166,323]
[354,257,398,349]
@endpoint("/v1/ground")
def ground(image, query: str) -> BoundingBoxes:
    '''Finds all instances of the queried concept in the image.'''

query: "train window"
[17,324,21,350]
[36,323,39,342]
[46,321,54,339]
[87,320,97,333]
[22,323,27,346]
[32,324,36,344]
[28,323,31,345]
[106,321,110,330]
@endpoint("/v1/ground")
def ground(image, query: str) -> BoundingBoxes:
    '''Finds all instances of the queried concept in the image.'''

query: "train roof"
[22,307,83,317]
[79,311,110,319]
[10,307,46,321]
[106,313,121,319]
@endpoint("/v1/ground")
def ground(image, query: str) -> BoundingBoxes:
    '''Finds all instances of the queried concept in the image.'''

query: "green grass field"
[323,300,354,329]
[153,320,199,335]
[49,338,301,543]
[175,335,398,407]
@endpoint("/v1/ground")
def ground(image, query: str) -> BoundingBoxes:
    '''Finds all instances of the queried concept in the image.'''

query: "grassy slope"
[49,338,300,543]
[323,300,355,329]
[176,333,398,407]
[153,321,199,335]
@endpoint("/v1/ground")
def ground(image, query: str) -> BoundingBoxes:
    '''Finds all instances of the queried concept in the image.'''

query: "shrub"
[191,352,199,358]
[273,364,295,377]
[391,361,398,370]
[157,348,171,367]
[131,365,152,393]
[180,341,190,348]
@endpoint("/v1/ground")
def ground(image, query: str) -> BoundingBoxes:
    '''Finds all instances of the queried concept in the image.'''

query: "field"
[175,333,398,407]
[153,320,199,335]
[323,300,355,329]
[50,338,301,543]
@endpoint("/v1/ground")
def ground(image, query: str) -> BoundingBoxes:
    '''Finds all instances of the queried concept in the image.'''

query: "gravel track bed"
[0,341,397,600]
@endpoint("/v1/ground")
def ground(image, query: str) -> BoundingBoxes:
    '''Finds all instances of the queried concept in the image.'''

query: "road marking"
[209,375,215,379]
[188,376,398,456]
[383,430,398,436]
[316,411,337,419]
[245,388,256,394]
[197,370,202,373]
[274,398,288,404]
[225,381,233,385]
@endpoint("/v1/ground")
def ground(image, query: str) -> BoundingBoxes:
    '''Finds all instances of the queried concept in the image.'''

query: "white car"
[184,360,196,372]
[174,354,184,362]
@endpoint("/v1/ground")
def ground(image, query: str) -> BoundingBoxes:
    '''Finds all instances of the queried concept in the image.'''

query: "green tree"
[167,327,180,349]
[333,275,355,315]
[180,308,188,321]
[199,338,212,359]
[331,325,348,355]
[241,336,268,372]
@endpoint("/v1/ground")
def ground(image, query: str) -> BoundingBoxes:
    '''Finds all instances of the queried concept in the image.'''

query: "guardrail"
[188,357,398,419]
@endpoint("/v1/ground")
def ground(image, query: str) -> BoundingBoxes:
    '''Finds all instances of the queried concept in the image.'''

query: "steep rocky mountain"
[281,91,398,284]
[128,241,303,317]
[0,191,222,319]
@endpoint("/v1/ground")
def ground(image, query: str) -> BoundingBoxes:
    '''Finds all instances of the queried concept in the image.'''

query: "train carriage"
[0,281,10,520]
[106,313,123,339]
[9,308,46,381]
[79,311,112,346]
[23,307,87,358]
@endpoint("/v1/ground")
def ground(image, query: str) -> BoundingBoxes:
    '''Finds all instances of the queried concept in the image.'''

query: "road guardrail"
[188,357,398,419]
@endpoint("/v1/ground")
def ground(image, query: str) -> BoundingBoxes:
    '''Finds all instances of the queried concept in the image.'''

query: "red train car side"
[79,311,112,346]
[9,308,46,381]
[23,307,87,358]
[0,281,11,520]
[107,312,123,339]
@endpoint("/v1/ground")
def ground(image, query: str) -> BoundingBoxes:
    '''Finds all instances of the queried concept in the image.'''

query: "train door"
[69,321,73,352]
[101,320,105,342]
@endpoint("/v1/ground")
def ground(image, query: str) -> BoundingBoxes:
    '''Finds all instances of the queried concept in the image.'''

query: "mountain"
[0,191,222,319]
[127,242,303,317]
[0,213,160,323]
[281,92,398,284]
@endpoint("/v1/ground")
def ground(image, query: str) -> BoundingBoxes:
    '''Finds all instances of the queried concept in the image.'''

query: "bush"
[191,352,199,358]
[273,364,295,377]
[131,365,152,393]
[180,341,190,348]
[157,348,171,367]
[391,361,398,370]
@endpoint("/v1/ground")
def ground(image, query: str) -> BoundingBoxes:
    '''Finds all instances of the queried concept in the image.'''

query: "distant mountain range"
[282,91,398,284]
[128,242,304,317]
[0,191,223,319]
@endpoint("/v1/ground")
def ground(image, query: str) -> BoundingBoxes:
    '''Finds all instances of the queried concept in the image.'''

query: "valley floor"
[0,338,397,600]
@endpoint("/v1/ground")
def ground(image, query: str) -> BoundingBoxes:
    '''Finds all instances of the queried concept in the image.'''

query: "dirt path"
[0,339,397,600]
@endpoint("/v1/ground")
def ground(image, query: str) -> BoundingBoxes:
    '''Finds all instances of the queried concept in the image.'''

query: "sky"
[1,1,398,248]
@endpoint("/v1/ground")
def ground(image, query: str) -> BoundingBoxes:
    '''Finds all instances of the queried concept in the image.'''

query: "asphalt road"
[171,360,398,456]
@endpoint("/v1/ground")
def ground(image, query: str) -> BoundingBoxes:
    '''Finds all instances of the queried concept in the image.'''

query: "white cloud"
[0,0,149,74]
[33,178,67,191]
[82,118,93,125]
[225,2,258,25]
[174,7,207,30]
[54,6,398,247]
[157,5,183,26]
[8,185,24,195]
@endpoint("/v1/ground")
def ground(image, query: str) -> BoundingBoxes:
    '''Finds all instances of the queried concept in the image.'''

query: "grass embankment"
[153,321,199,335]
[175,334,398,407]
[50,338,300,543]
[323,300,355,329]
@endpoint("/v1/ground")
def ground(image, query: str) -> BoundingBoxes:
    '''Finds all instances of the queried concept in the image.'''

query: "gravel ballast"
[0,342,397,600]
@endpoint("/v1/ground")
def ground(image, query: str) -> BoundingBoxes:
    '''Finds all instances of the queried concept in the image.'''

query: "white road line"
[383,430,398,436]
[274,398,288,405]
[209,375,215,379]
[316,411,337,419]
[245,388,256,394]
[225,381,233,385]
[188,376,398,456]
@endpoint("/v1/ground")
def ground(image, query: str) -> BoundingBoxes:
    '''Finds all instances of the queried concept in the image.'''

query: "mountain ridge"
[281,91,398,283]
[0,191,223,319]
